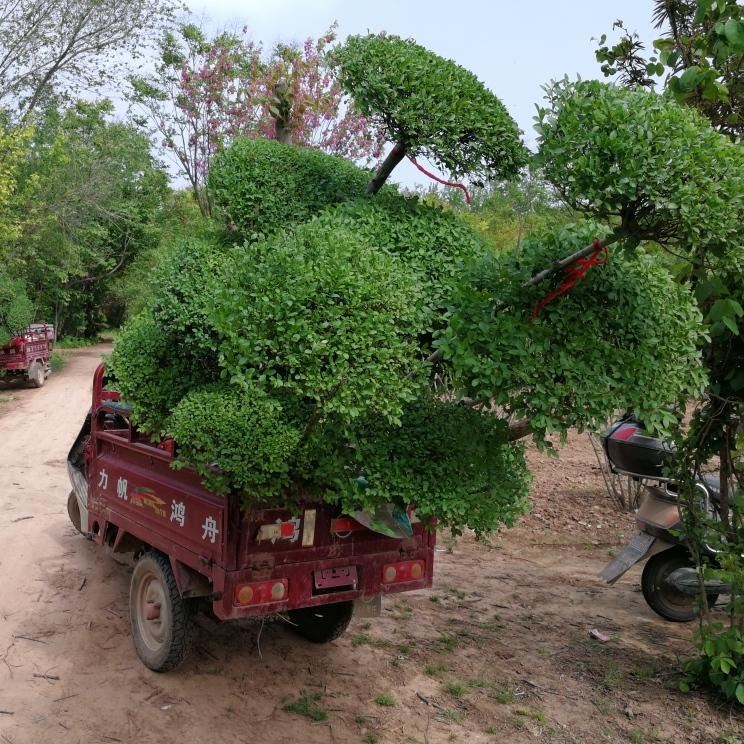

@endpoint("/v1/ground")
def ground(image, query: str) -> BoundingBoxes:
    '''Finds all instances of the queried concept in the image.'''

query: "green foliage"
[282,692,328,721]
[168,384,301,499]
[213,219,424,425]
[441,222,706,442]
[595,1,744,140]
[318,193,489,337]
[536,80,743,256]
[109,311,214,436]
[318,397,530,535]
[335,34,527,184]
[682,625,744,704]
[3,101,168,338]
[149,236,229,358]
[0,273,33,346]
[208,137,371,240]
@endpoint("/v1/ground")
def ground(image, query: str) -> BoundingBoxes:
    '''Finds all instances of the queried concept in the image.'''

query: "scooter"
[598,419,729,622]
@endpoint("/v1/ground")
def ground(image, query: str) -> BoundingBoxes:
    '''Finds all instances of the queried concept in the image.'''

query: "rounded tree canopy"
[335,34,527,184]
[536,80,744,255]
[208,137,372,240]
[440,221,707,442]
[0,273,33,347]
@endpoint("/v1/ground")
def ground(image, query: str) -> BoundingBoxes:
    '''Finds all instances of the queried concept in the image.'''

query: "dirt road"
[0,348,741,744]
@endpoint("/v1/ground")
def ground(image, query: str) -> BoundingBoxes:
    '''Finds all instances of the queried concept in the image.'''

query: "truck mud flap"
[67,413,91,528]
[599,531,655,585]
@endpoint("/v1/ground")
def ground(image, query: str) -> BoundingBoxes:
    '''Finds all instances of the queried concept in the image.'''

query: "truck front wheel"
[285,601,354,644]
[130,551,193,671]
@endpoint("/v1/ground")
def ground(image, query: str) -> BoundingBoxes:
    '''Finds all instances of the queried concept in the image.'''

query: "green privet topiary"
[149,236,230,359]
[168,384,302,498]
[208,137,371,240]
[109,311,214,435]
[439,222,707,443]
[213,219,425,425]
[536,80,744,254]
[0,273,33,347]
[109,237,231,434]
[318,193,489,340]
[334,34,527,192]
[313,397,531,535]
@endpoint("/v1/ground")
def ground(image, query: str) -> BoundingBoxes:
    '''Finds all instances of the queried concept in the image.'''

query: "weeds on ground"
[425,662,448,676]
[283,691,327,721]
[444,681,467,697]
[374,693,395,707]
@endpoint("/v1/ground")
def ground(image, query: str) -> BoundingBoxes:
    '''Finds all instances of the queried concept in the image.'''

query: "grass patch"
[362,734,379,744]
[466,678,492,689]
[283,691,327,721]
[55,336,104,349]
[603,663,623,691]
[425,662,448,677]
[492,685,515,704]
[442,708,465,723]
[374,693,395,707]
[435,634,458,652]
[50,350,67,372]
[444,681,467,697]
[514,708,545,722]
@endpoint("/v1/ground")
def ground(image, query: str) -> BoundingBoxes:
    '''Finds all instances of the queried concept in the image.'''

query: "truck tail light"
[381,560,425,585]
[234,579,288,606]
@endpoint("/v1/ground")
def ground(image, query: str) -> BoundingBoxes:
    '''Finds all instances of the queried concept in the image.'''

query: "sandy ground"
[0,347,742,744]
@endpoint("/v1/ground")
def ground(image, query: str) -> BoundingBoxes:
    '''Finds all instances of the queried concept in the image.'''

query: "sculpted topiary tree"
[334,34,527,193]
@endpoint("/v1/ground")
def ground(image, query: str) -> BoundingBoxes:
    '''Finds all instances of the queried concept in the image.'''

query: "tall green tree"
[3,101,168,337]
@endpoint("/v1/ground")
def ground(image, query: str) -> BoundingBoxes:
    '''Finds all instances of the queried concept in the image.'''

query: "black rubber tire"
[28,362,44,388]
[641,547,718,622]
[129,551,192,672]
[286,601,354,644]
[67,490,82,534]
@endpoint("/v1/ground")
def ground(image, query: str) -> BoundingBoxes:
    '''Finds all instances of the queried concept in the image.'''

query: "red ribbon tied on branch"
[530,239,608,321]
[407,156,471,205]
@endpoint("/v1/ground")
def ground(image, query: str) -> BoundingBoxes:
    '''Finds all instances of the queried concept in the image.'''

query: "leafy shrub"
[149,237,230,358]
[208,137,371,240]
[0,273,33,346]
[109,311,215,435]
[335,34,527,184]
[319,194,489,338]
[213,219,424,425]
[316,396,531,535]
[536,80,744,254]
[168,384,301,499]
[440,221,706,442]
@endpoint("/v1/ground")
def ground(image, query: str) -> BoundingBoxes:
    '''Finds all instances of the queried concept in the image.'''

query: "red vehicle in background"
[0,323,54,387]
[67,364,435,672]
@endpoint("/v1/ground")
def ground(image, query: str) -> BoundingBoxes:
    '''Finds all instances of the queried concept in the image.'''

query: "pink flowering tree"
[129,23,381,217]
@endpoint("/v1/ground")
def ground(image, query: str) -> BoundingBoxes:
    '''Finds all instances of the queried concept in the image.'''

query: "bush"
[0,273,33,346]
[319,194,489,339]
[109,311,216,435]
[314,396,531,535]
[208,138,372,240]
[536,80,744,254]
[168,384,301,499]
[213,218,424,425]
[440,221,707,442]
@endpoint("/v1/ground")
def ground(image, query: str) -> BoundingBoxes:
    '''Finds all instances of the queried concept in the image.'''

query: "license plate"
[314,566,358,590]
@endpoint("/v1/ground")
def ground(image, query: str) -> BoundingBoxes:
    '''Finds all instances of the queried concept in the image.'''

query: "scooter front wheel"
[641,547,717,622]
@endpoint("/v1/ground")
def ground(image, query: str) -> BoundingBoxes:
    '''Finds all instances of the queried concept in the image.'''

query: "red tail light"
[234,579,288,606]
[381,560,425,584]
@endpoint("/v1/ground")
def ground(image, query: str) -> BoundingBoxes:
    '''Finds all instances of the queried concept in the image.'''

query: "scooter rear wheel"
[641,547,717,622]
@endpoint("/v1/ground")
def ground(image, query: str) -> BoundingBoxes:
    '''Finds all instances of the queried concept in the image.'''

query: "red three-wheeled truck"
[67,364,435,671]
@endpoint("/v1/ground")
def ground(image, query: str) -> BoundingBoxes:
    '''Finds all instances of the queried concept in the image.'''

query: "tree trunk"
[367,141,407,195]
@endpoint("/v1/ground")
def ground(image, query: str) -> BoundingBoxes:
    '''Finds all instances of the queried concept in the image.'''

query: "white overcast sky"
[186,0,658,187]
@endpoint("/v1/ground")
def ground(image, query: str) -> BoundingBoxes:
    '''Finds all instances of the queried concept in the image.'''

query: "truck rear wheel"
[67,491,82,534]
[28,362,44,388]
[130,551,193,672]
[285,601,354,644]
